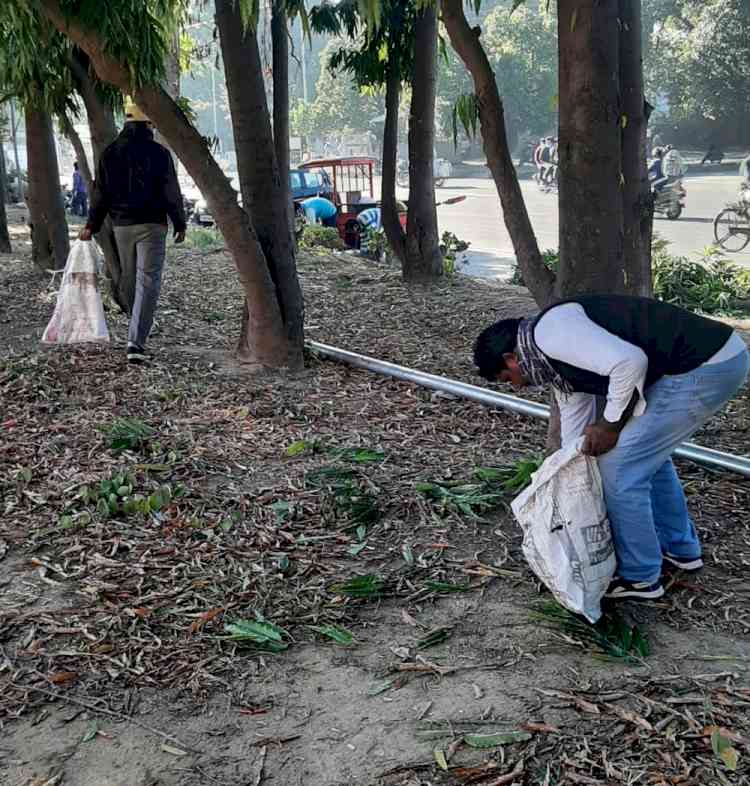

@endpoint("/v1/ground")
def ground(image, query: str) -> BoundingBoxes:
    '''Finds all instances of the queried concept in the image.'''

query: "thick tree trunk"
[69,49,128,312]
[216,0,304,367]
[619,0,652,296]
[381,61,406,264]
[59,113,93,195]
[0,137,11,253]
[556,0,624,298]
[272,3,293,233]
[441,0,554,307]
[220,2,303,364]
[25,104,69,272]
[39,0,294,367]
[403,4,442,282]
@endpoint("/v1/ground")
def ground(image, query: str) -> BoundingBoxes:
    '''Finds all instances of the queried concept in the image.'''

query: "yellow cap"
[124,98,150,123]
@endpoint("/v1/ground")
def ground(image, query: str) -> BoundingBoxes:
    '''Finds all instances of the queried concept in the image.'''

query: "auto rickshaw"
[299,156,406,248]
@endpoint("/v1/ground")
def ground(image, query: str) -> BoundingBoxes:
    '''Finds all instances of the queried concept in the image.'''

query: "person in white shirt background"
[473,295,749,601]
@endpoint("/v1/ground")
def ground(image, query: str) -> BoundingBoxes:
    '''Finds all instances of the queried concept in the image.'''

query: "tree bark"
[155,31,181,169]
[59,113,93,195]
[403,4,442,282]
[69,49,129,312]
[9,99,24,201]
[441,0,554,307]
[556,0,624,298]
[25,103,69,272]
[0,142,11,252]
[618,0,652,296]
[381,59,406,264]
[37,0,295,367]
[272,2,293,233]
[216,0,304,367]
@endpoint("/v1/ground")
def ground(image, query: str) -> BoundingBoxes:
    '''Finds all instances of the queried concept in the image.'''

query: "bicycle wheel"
[714,208,750,252]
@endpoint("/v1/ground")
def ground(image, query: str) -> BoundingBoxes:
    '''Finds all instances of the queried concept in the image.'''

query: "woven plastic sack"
[510,438,616,623]
[41,240,109,345]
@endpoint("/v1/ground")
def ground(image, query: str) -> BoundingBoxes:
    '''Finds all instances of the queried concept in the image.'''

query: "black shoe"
[127,344,146,364]
[663,553,704,573]
[605,577,665,601]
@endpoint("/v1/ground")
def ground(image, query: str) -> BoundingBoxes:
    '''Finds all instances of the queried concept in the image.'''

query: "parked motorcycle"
[652,178,685,220]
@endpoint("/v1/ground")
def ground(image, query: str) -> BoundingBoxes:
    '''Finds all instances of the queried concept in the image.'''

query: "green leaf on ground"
[309,624,354,646]
[224,618,288,652]
[464,731,531,749]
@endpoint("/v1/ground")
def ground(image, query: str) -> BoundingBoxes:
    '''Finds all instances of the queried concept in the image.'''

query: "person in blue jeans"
[473,296,749,601]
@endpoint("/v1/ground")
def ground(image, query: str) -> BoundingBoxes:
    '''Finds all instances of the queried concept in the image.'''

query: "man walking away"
[80,100,186,364]
[473,296,748,601]
[72,162,87,216]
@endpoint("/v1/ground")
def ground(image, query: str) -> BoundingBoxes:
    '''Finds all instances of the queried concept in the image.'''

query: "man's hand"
[79,227,93,241]
[174,230,186,244]
[582,422,620,457]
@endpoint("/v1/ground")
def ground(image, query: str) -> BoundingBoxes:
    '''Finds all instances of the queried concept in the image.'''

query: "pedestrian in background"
[80,100,186,364]
[71,161,87,217]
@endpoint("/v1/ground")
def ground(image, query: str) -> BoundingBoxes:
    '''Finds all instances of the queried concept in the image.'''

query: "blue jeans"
[597,349,749,583]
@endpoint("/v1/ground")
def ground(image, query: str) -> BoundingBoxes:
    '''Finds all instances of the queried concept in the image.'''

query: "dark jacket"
[86,123,186,234]
[533,295,733,396]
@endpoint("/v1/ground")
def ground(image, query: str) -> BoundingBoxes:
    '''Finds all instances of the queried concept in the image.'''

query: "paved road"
[388,169,750,279]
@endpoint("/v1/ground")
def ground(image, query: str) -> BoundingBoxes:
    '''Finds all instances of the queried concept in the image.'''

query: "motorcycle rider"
[533,138,546,183]
[648,147,668,193]
[662,144,685,183]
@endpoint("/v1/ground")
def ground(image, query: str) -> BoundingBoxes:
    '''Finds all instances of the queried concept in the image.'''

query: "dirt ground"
[1,211,750,786]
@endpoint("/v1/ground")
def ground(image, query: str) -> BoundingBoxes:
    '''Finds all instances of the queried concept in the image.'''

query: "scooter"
[652,177,685,220]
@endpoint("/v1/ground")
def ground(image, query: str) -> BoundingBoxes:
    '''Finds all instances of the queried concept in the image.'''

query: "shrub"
[651,238,750,315]
[508,249,559,286]
[440,231,471,276]
[300,225,345,250]
[508,240,750,315]
[184,227,223,250]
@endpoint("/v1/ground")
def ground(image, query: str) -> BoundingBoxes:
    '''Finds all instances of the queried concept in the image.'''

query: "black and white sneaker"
[605,577,665,601]
[127,344,147,364]
[663,553,704,573]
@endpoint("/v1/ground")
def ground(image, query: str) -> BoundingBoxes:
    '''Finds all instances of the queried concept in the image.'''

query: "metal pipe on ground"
[308,341,750,478]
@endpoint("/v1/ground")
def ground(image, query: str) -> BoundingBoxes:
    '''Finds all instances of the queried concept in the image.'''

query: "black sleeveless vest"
[532,295,733,396]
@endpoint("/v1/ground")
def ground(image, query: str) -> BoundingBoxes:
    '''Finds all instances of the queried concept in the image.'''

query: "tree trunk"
[216,0,304,366]
[441,0,554,307]
[25,103,69,272]
[39,0,294,367]
[59,113,93,194]
[155,32,181,169]
[69,49,129,312]
[619,0,652,296]
[0,142,11,253]
[9,99,23,202]
[403,4,442,282]
[381,60,406,264]
[272,2,293,233]
[556,0,624,298]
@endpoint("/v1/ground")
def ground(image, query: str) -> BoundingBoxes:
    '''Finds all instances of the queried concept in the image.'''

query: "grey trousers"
[113,223,167,348]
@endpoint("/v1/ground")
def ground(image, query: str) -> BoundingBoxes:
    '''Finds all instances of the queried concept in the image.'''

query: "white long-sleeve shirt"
[535,302,745,445]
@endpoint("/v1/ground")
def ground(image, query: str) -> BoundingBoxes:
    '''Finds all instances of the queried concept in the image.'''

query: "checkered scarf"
[515,317,573,394]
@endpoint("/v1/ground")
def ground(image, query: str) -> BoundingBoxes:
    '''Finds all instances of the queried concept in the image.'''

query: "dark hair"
[473,318,521,381]
[73,161,79,168]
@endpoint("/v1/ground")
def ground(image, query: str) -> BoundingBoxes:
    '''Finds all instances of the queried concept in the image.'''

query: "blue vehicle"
[290,168,333,204]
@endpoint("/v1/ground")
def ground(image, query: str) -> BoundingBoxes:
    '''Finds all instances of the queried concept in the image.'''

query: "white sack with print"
[42,240,109,345]
[510,438,615,623]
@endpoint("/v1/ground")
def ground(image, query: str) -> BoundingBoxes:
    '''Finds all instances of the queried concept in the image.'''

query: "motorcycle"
[652,177,685,220]
[396,157,452,189]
